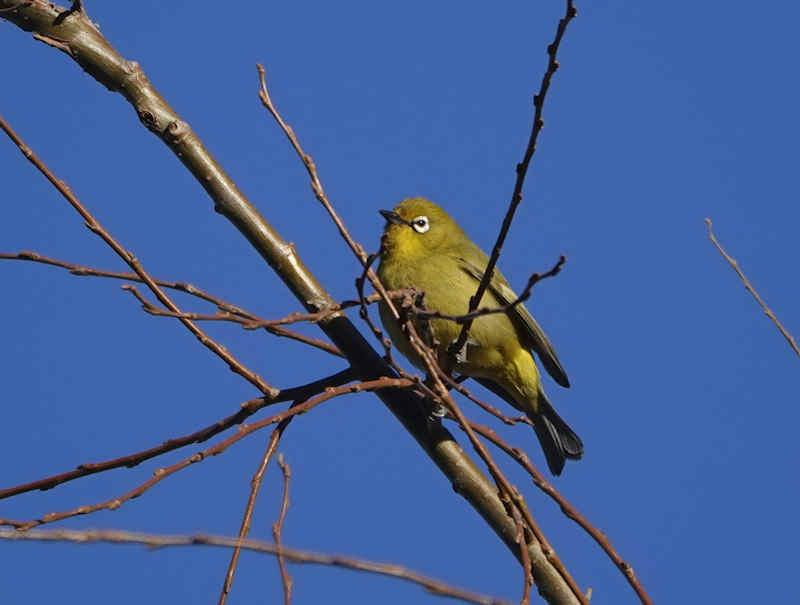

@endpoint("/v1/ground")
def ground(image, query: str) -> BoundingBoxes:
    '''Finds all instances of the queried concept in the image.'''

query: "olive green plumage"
[377,197,582,476]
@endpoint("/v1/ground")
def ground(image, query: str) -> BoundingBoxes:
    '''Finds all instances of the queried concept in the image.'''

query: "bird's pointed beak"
[379,209,406,226]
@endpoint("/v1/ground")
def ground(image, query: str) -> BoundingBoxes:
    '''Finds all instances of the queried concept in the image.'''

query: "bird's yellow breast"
[377,252,539,406]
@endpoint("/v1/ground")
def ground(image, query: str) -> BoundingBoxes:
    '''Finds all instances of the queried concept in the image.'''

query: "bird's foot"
[428,403,447,420]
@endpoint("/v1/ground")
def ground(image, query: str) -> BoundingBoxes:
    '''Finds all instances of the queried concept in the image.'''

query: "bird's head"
[379,197,465,261]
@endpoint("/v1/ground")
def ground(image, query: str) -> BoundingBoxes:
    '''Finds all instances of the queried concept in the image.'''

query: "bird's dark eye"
[411,215,430,234]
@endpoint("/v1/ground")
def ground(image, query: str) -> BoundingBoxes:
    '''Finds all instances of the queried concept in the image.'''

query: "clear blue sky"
[1,2,798,603]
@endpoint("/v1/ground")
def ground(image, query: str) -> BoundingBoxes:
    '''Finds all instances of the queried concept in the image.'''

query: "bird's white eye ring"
[411,215,430,234]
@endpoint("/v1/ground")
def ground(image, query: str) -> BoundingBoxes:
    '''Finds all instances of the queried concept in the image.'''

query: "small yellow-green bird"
[377,197,582,475]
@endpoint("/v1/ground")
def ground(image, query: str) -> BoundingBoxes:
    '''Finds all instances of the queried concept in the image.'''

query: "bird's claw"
[451,338,477,365]
[429,403,446,419]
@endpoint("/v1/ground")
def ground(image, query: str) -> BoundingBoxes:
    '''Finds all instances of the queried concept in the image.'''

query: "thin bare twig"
[257,64,368,264]
[242,291,411,330]
[120,280,452,362]
[219,422,291,605]
[0,369,356,501]
[256,64,406,333]
[511,505,533,605]
[460,418,653,605]
[118,279,406,354]
[0,115,278,397]
[355,252,401,364]
[705,218,799,357]
[0,528,509,605]
[255,324,342,357]
[0,250,255,315]
[118,283,342,357]
[450,0,577,360]
[0,377,411,531]
[273,454,294,605]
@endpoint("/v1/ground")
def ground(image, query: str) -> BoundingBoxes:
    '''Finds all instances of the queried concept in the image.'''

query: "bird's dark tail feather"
[474,378,583,476]
[532,389,583,476]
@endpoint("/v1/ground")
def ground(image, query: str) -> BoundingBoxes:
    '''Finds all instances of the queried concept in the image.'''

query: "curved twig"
[219,422,292,605]
[273,455,294,605]
[0,528,510,605]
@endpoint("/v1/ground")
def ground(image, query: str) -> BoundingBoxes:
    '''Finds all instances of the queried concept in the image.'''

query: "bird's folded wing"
[457,255,570,388]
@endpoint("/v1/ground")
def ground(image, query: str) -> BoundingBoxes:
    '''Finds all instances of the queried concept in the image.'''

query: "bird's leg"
[451,340,470,365]
[399,289,450,419]
[422,350,450,420]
